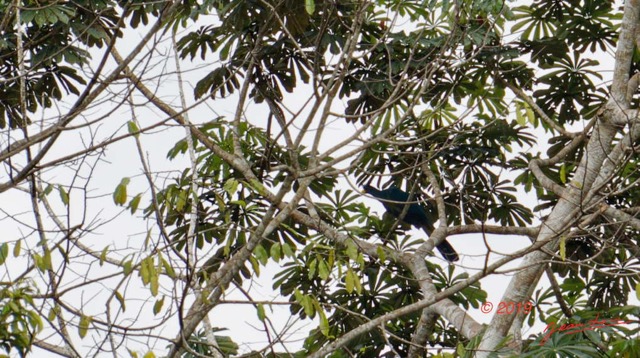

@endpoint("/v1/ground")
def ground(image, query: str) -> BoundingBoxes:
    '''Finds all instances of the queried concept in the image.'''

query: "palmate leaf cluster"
[0,285,42,357]
[0,0,121,128]
[149,0,638,356]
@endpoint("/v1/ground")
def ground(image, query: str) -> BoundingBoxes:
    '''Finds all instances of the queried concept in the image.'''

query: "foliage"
[0,0,638,357]
[0,284,42,357]
[177,328,239,357]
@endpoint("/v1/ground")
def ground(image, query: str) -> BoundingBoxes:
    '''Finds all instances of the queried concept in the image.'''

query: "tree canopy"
[1,0,640,357]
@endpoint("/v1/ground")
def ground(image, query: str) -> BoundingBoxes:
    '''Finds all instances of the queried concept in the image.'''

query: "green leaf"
[253,244,269,266]
[313,300,330,337]
[559,164,566,184]
[144,229,152,250]
[525,103,536,124]
[13,240,21,257]
[270,243,281,262]
[100,246,108,266]
[345,241,358,261]
[223,178,239,196]
[129,194,142,214]
[34,11,46,26]
[150,272,159,296]
[559,236,566,261]
[43,249,52,270]
[47,307,57,322]
[78,315,92,338]
[282,242,294,258]
[0,243,8,265]
[308,258,317,279]
[113,178,130,206]
[161,257,176,279]
[249,256,260,276]
[318,258,330,281]
[636,283,640,301]
[175,190,187,212]
[140,258,150,284]
[256,303,266,322]
[127,120,140,137]
[345,267,354,293]
[515,102,526,126]
[354,272,362,294]
[58,185,69,206]
[305,0,315,14]
[123,260,133,276]
[344,267,362,294]
[41,183,54,198]
[115,291,126,312]
[33,253,45,272]
[153,296,164,315]
[298,293,314,317]
[21,10,37,24]
[53,6,73,24]
[247,179,266,195]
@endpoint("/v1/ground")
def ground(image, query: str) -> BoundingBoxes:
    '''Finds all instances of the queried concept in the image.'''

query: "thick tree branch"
[477,22,634,351]
[309,234,556,358]
[601,204,640,232]
[611,0,640,106]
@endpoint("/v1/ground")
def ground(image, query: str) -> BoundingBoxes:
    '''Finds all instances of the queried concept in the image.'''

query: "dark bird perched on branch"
[363,185,459,262]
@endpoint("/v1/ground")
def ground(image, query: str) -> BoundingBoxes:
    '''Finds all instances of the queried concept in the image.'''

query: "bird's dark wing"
[364,184,459,262]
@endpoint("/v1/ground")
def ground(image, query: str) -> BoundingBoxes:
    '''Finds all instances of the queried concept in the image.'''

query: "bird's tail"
[437,241,459,262]
[420,225,459,262]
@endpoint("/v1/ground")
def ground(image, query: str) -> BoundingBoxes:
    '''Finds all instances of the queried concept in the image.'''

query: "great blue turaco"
[363,184,459,262]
